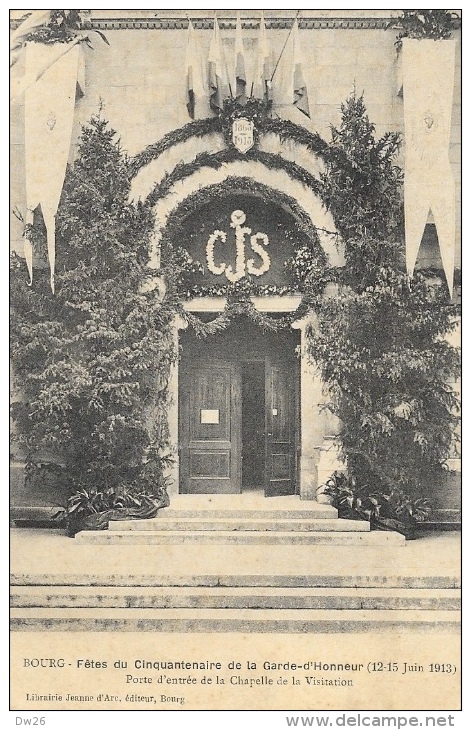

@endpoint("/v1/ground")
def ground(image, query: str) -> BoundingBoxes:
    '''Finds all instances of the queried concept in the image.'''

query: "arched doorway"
[144,171,344,500]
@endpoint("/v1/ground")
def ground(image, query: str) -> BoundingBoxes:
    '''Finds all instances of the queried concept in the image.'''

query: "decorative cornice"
[10,14,461,32]
[87,16,461,31]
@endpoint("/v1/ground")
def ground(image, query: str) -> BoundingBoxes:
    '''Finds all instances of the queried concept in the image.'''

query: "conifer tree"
[10,115,176,497]
[307,94,460,493]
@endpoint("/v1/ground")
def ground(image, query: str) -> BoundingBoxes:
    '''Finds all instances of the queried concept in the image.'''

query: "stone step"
[74,529,404,546]
[10,573,459,589]
[155,506,338,520]
[108,517,368,532]
[10,607,461,633]
[10,585,461,611]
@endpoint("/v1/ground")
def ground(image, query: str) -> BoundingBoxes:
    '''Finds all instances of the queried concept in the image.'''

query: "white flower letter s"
[247,232,270,276]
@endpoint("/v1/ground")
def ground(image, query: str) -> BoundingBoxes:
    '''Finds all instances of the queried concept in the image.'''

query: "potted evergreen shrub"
[317,472,433,539]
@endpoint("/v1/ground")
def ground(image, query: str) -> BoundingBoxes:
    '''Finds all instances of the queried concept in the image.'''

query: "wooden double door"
[179,323,300,497]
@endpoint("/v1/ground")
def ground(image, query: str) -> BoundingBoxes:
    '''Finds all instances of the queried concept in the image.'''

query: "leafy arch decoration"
[129,100,330,181]
[161,176,324,244]
[144,156,341,273]
[155,176,334,335]
[128,102,338,289]
[144,147,325,209]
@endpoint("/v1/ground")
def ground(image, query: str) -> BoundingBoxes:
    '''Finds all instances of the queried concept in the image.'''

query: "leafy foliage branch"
[388,10,459,48]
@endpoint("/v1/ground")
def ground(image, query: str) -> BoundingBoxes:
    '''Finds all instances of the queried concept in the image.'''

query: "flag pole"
[270,9,300,82]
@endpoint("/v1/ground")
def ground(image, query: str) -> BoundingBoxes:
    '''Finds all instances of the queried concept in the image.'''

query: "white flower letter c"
[206,230,227,275]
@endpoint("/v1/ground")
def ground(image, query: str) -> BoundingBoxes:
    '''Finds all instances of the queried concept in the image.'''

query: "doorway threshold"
[163,493,337,517]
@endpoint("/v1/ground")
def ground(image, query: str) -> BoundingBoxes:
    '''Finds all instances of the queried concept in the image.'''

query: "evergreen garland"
[23,10,83,45]
[261,117,330,159]
[145,147,324,208]
[129,100,330,180]
[179,300,294,339]
[161,176,322,240]
[129,117,221,178]
[388,10,459,48]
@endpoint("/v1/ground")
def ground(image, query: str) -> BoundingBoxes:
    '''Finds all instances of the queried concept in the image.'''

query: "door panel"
[241,361,265,489]
[265,362,297,496]
[180,361,241,493]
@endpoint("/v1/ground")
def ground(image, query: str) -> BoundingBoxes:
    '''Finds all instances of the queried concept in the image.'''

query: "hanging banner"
[11,34,83,104]
[24,42,80,291]
[402,38,456,296]
[10,9,52,66]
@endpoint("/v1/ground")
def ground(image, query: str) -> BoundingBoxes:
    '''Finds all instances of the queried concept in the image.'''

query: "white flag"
[25,42,80,292]
[234,12,247,103]
[403,39,456,296]
[252,11,272,102]
[208,17,230,111]
[292,18,310,117]
[185,20,205,119]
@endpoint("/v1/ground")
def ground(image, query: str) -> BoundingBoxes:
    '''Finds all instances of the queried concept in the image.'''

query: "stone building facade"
[10,10,461,520]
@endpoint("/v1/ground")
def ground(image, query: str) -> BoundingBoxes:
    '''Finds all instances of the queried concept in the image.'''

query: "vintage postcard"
[10,7,462,716]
